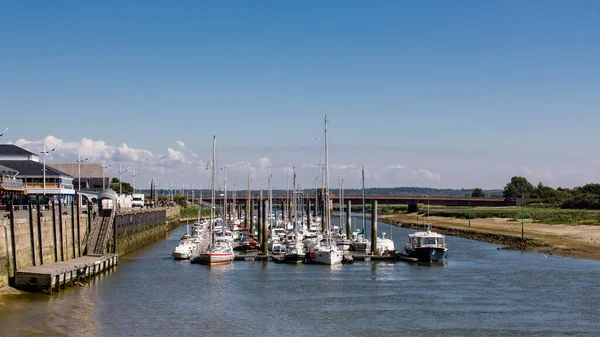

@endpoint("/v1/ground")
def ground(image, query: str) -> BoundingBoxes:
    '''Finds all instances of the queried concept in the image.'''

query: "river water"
[1,218,600,337]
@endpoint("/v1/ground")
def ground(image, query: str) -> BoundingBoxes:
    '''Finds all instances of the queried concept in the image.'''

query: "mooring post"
[9,198,17,279]
[76,199,81,257]
[52,200,58,262]
[257,197,262,243]
[87,202,92,239]
[249,199,254,233]
[371,199,377,255]
[262,199,268,255]
[71,200,76,259]
[58,196,64,261]
[244,200,249,229]
[28,199,36,266]
[36,197,43,265]
[346,199,352,239]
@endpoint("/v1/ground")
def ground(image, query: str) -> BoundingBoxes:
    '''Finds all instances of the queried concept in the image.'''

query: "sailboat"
[196,134,234,265]
[284,168,305,263]
[350,166,371,253]
[312,115,344,265]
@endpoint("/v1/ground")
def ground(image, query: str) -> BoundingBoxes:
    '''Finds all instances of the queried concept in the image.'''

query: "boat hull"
[195,253,233,265]
[404,247,446,262]
[172,251,190,260]
[312,250,344,265]
[283,253,304,264]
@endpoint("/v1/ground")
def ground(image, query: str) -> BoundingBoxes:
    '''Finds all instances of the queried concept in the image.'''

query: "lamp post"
[40,139,56,196]
[76,151,89,192]
[118,164,128,195]
[101,160,112,190]
[132,168,140,194]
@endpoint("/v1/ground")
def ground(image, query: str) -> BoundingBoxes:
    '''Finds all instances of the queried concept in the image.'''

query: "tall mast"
[223,167,227,223]
[362,165,366,231]
[232,183,236,219]
[211,135,216,245]
[268,173,273,230]
[324,115,330,239]
[293,167,297,235]
[247,173,251,224]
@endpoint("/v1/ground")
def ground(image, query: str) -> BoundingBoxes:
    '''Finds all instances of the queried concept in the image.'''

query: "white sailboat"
[312,115,344,265]
[284,168,305,263]
[196,134,234,265]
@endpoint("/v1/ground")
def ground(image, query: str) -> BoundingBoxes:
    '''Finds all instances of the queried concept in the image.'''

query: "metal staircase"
[86,209,116,256]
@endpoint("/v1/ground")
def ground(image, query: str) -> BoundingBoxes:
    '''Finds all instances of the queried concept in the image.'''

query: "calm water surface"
[1,219,600,337]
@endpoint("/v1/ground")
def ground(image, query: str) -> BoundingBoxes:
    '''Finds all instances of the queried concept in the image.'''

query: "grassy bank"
[179,205,211,219]
[413,206,600,225]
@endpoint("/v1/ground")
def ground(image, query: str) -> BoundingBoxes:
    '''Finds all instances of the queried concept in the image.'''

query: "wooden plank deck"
[15,254,118,294]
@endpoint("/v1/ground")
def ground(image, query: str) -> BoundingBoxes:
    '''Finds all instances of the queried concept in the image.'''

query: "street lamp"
[132,168,140,194]
[101,160,112,190]
[40,139,56,196]
[76,151,89,191]
[118,164,128,194]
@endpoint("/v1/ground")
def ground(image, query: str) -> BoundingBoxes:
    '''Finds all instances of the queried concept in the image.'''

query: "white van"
[132,194,145,208]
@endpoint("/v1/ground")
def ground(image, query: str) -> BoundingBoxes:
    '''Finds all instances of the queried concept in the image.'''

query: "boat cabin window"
[422,238,437,245]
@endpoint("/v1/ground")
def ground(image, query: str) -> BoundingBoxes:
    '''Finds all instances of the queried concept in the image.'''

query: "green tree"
[503,176,535,198]
[173,194,187,207]
[471,188,485,198]
[110,181,133,194]
[111,177,120,184]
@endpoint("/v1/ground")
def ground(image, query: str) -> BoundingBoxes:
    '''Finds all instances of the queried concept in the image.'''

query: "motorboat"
[397,226,447,262]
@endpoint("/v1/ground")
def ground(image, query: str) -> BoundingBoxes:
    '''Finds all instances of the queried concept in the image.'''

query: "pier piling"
[262,200,268,254]
[371,200,377,255]
[346,200,352,239]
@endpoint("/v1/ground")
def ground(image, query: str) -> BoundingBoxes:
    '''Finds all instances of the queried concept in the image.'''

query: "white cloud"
[382,164,405,170]
[176,140,185,148]
[331,164,356,171]
[522,166,532,175]
[411,168,441,181]
[14,136,154,163]
[258,157,271,170]
[166,148,185,161]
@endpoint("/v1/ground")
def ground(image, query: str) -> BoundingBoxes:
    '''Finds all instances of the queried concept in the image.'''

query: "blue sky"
[1,1,599,190]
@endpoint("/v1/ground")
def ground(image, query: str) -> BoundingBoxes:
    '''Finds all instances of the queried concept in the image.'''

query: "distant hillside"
[141,187,504,198]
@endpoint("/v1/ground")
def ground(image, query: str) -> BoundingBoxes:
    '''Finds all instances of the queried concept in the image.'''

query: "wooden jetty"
[15,254,118,294]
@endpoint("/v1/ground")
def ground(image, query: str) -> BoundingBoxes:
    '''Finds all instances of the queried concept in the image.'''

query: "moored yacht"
[397,226,447,262]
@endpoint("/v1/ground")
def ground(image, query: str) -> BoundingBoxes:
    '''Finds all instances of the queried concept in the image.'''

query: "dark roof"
[0,160,73,178]
[0,164,18,176]
[0,144,37,156]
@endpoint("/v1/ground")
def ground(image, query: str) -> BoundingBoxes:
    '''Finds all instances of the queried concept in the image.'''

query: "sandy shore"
[383,213,600,261]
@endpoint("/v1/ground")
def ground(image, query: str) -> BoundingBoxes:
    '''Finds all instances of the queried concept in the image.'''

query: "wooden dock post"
[257,198,262,243]
[36,197,43,265]
[371,200,377,255]
[58,196,64,261]
[346,200,352,239]
[71,201,76,259]
[76,199,81,257]
[9,199,17,280]
[51,200,58,262]
[28,199,36,266]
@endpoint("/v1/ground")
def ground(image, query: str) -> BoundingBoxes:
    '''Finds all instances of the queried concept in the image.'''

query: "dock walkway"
[15,254,118,294]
